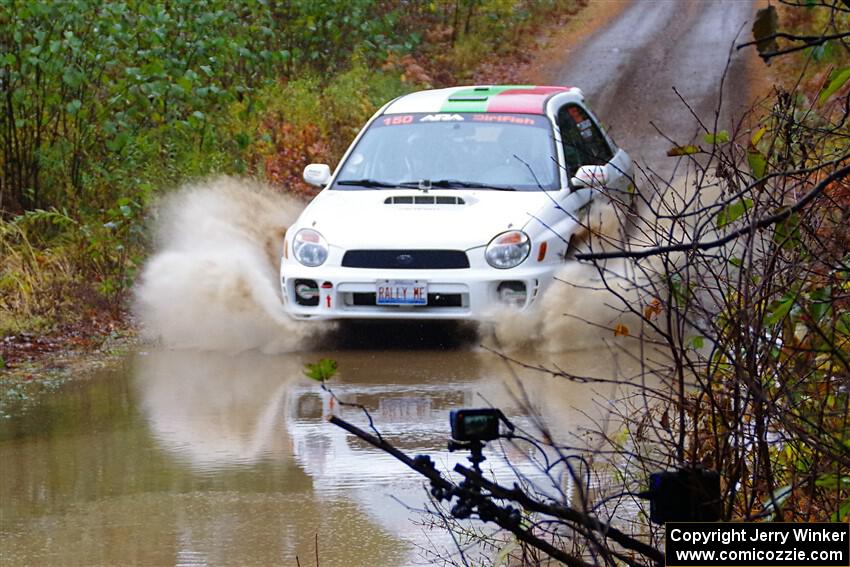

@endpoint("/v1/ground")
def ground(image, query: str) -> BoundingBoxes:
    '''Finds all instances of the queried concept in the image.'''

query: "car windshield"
[333,113,560,191]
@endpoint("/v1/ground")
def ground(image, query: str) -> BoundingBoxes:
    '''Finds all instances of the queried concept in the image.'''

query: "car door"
[556,103,633,198]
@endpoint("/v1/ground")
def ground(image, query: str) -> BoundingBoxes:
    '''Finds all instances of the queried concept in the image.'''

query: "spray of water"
[133,173,728,354]
[488,176,724,352]
[134,176,330,353]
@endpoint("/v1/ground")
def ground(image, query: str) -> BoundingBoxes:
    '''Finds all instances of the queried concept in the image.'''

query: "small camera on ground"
[449,408,502,442]
[648,467,721,523]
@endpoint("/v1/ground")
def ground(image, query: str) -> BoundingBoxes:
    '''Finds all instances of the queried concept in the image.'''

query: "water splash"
[134,176,330,353]
[488,175,724,352]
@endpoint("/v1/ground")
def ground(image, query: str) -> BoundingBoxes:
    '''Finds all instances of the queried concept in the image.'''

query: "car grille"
[349,292,463,307]
[384,195,466,205]
[341,250,470,269]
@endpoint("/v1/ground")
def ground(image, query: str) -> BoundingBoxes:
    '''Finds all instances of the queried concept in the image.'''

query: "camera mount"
[448,438,487,473]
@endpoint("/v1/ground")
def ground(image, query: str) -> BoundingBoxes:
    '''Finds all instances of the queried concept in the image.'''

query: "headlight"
[292,228,328,267]
[485,230,530,269]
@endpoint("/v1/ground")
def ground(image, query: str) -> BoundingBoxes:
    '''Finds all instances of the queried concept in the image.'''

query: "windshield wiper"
[397,179,517,191]
[336,179,399,188]
[338,178,518,191]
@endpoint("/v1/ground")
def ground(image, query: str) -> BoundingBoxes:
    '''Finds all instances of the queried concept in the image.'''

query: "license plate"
[379,397,432,420]
[376,280,427,305]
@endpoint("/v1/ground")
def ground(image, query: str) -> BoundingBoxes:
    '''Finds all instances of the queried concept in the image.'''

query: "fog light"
[497,281,527,307]
[293,279,320,306]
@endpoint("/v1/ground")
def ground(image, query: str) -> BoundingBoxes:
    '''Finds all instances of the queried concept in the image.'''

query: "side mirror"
[570,165,608,189]
[303,163,331,187]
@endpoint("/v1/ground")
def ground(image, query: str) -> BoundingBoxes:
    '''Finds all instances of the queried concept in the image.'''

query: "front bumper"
[280,262,557,321]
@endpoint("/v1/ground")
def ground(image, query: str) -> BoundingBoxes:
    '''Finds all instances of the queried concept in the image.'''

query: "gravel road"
[554,0,756,176]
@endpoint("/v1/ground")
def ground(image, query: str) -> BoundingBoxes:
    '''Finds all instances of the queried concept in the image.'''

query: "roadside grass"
[0,333,135,418]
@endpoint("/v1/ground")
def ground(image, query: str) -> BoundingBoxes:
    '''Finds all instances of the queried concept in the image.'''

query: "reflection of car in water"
[284,381,563,501]
[287,382,463,487]
[133,350,609,561]
[131,351,408,565]
[280,85,634,321]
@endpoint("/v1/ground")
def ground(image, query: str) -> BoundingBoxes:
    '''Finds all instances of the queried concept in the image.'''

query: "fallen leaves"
[644,298,662,319]
[667,145,702,157]
[703,130,730,145]
[660,409,671,432]
[752,5,779,61]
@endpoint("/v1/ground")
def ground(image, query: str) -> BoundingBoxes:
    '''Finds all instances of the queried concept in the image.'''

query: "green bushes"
[0,0,411,213]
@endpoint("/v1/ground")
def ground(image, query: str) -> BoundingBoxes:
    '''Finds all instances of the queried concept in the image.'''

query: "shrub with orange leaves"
[260,122,330,200]
[383,54,434,87]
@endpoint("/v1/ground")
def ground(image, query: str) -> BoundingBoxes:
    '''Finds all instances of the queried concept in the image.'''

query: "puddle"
[0,344,659,566]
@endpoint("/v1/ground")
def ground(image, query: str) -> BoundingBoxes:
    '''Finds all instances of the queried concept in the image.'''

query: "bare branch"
[576,163,850,261]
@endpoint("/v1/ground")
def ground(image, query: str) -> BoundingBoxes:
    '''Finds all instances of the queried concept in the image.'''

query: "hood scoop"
[384,195,466,205]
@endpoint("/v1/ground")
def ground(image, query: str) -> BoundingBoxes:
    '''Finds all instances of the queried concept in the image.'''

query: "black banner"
[666,523,850,567]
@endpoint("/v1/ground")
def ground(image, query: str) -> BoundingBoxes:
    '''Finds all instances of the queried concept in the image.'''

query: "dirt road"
[553,0,756,175]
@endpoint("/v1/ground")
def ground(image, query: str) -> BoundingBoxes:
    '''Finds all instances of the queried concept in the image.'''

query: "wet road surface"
[0,347,646,566]
[0,2,757,565]
[557,0,755,176]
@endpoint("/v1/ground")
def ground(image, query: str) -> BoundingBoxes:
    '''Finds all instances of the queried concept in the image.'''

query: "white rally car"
[280,85,633,320]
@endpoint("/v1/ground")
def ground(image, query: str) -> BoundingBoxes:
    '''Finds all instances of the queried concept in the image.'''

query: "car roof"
[383,85,582,116]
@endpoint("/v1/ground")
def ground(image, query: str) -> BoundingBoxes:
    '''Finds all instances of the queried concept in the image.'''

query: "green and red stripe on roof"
[383,85,578,116]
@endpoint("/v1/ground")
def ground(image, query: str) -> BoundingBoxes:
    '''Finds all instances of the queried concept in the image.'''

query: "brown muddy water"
[0,336,658,567]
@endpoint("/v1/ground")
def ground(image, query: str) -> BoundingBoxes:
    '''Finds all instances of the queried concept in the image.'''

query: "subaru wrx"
[280,85,633,320]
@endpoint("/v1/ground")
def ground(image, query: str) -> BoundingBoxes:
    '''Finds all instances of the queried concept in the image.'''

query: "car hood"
[297,189,554,250]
